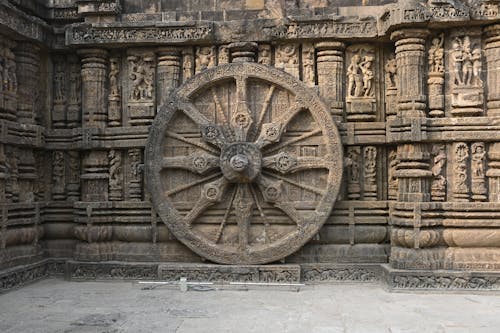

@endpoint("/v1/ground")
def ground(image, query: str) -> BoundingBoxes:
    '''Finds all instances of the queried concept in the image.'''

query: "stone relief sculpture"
[275,44,299,78]
[302,44,315,86]
[428,33,445,117]
[127,51,155,125]
[346,146,361,200]
[431,144,447,201]
[182,49,194,81]
[388,148,398,201]
[363,146,377,200]
[195,46,215,73]
[52,151,65,201]
[346,45,376,121]
[258,44,272,66]
[108,149,122,201]
[471,142,487,201]
[453,142,470,201]
[385,54,398,120]
[108,56,121,126]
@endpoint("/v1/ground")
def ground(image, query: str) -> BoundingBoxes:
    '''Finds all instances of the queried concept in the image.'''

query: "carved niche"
[127,50,155,125]
[145,62,343,264]
[346,44,376,121]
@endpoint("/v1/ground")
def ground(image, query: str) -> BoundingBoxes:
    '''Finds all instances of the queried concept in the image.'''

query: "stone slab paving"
[0,278,500,333]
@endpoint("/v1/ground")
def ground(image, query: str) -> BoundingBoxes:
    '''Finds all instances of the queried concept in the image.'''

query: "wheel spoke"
[165,172,221,197]
[264,128,322,155]
[252,85,276,140]
[257,175,303,227]
[215,185,237,244]
[161,152,219,175]
[166,131,219,155]
[262,152,331,174]
[184,177,229,227]
[178,99,212,126]
[231,76,253,141]
[250,184,270,243]
[234,184,254,250]
[254,102,306,149]
[262,170,326,196]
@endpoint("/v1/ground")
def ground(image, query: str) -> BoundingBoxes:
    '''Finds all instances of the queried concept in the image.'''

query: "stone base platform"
[382,264,500,291]
[4,260,500,293]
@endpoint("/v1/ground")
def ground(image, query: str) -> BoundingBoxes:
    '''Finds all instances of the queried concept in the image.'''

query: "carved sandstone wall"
[1,0,500,275]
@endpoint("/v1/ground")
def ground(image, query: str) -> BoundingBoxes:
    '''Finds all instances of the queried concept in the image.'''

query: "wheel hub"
[220,142,262,183]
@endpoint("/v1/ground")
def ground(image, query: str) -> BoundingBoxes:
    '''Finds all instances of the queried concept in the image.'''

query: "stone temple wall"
[1,0,500,290]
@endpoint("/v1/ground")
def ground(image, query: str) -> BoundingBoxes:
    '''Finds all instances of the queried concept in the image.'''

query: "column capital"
[390,29,430,43]
[314,41,345,51]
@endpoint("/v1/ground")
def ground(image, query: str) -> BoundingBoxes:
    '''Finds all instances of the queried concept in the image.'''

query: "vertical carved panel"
[452,142,470,202]
[14,42,39,125]
[384,53,398,120]
[78,49,108,128]
[275,44,299,78]
[258,44,272,66]
[182,48,194,82]
[0,145,6,203]
[108,55,121,127]
[363,146,377,200]
[315,42,344,121]
[346,146,361,200]
[67,55,81,128]
[471,142,487,201]
[108,149,123,201]
[52,151,65,201]
[66,151,80,201]
[5,147,19,203]
[431,144,447,201]
[487,142,500,202]
[1,40,17,121]
[346,44,376,121]
[195,46,215,74]
[17,148,36,202]
[388,148,398,201]
[428,33,445,117]
[484,24,500,117]
[449,29,484,117]
[301,43,315,86]
[218,45,230,64]
[157,47,181,108]
[127,50,155,126]
[81,151,109,202]
[52,55,66,128]
[127,148,142,201]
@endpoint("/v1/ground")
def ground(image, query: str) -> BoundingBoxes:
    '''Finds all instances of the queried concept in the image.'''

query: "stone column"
[77,49,108,127]
[487,142,500,202]
[315,42,345,121]
[392,29,428,118]
[228,42,258,63]
[156,47,181,108]
[391,29,432,202]
[484,24,500,117]
[14,42,39,125]
[0,39,17,122]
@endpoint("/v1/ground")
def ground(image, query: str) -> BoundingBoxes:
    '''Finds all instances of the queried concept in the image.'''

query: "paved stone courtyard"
[0,278,499,333]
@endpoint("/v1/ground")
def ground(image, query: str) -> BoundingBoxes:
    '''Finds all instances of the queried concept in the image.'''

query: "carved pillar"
[0,145,6,203]
[52,151,65,201]
[17,148,36,202]
[391,29,432,202]
[484,24,500,116]
[0,39,17,121]
[14,42,39,124]
[81,151,108,202]
[315,42,344,121]
[52,55,66,128]
[127,148,142,201]
[156,47,181,108]
[228,42,258,63]
[66,151,80,201]
[487,142,500,202]
[67,55,81,128]
[78,49,108,127]
[391,29,429,118]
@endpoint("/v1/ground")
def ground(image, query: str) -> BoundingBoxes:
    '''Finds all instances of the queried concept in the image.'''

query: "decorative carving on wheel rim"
[145,62,342,264]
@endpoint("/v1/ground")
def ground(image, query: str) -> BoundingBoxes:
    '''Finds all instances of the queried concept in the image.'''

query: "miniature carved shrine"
[1,0,500,290]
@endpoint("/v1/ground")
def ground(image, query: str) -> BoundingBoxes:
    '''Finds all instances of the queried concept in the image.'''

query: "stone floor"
[0,279,500,333]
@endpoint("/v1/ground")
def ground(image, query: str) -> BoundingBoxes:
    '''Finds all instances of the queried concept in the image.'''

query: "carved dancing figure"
[462,36,474,86]
[471,143,486,178]
[347,54,363,97]
[451,37,464,85]
[109,149,122,188]
[360,56,374,97]
[385,56,397,88]
[109,58,120,97]
[428,33,444,73]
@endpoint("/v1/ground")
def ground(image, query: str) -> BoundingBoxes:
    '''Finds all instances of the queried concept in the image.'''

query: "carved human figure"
[196,47,215,72]
[52,151,65,199]
[385,56,398,88]
[0,56,4,93]
[451,37,464,85]
[471,48,482,87]
[471,142,486,178]
[183,53,194,81]
[109,149,122,189]
[428,33,444,73]
[258,45,272,66]
[462,36,474,86]
[303,46,315,84]
[431,144,447,200]
[5,55,16,93]
[360,56,374,97]
[347,54,363,97]
[109,58,120,97]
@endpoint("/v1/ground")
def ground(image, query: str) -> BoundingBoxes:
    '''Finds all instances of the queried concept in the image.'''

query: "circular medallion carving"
[145,62,343,264]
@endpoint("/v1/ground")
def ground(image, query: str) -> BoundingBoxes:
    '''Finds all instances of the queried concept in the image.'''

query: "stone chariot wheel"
[145,62,342,264]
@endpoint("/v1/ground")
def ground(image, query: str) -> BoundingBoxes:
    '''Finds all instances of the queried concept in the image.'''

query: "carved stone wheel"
[145,62,343,264]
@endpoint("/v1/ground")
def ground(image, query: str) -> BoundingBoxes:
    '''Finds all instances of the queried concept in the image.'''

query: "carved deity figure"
[303,47,315,84]
[258,45,272,66]
[471,142,486,178]
[451,36,482,87]
[218,46,230,64]
[347,54,363,97]
[360,56,374,97]
[109,58,120,97]
[196,47,215,72]
[428,33,444,74]
[108,149,122,189]
[385,56,398,89]
[5,52,16,93]
[0,56,4,93]
[183,52,194,81]
[128,55,154,101]
[52,151,65,199]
